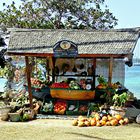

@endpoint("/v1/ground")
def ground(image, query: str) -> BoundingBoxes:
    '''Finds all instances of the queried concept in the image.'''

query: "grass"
[0,119,140,140]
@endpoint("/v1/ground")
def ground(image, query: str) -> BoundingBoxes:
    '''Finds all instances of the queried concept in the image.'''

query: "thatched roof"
[7,28,140,57]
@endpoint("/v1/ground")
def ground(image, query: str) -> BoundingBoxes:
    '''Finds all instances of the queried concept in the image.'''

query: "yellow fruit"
[115,114,122,121]
[106,121,111,126]
[110,119,118,126]
[123,118,129,124]
[72,120,78,126]
[100,120,106,126]
[96,121,101,127]
[90,119,96,126]
[78,121,85,127]
[84,121,90,126]
[95,116,100,121]
[78,115,84,120]
[119,119,124,125]
[108,116,113,121]
[94,113,100,117]
[102,116,108,122]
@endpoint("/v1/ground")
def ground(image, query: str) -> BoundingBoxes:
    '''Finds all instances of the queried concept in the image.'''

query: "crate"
[66,100,88,115]
[40,99,54,114]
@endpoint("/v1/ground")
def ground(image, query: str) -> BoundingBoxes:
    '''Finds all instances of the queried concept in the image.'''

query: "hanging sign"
[53,40,78,57]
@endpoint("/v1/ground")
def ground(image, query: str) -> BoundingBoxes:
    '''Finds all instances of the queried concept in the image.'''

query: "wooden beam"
[108,57,113,86]
[25,56,33,109]
[93,58,96,89]
[7,52,127,58]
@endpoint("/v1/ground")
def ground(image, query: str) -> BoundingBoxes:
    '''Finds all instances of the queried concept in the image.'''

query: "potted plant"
[110,92,129,116]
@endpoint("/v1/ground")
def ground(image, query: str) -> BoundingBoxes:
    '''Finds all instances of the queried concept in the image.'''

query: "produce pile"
[72,113,129,127]
[40,99,89,115]
[31,78,45,89]
[50,82,69,89]
[53,100,67,115]
[50,81,82,90]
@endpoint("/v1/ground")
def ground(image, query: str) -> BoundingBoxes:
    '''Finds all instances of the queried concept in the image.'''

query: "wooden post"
[108,57,113,86]
[52,57,56,83]
[25,56,33,109]
[93,58,96,89]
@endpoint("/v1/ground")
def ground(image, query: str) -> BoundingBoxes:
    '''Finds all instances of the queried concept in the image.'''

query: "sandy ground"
[0,118,140,140]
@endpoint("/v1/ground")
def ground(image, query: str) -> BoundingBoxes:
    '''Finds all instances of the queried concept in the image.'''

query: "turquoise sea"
[0,66,140,98]
[125,65,140,99]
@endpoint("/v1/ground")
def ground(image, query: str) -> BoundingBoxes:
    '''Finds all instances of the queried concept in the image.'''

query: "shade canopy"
[7,28,140,57]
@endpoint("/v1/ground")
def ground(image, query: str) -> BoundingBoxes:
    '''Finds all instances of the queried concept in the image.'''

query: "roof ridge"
[7,27,140,33]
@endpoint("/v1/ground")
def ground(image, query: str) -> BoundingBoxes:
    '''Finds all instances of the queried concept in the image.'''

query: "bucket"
[8,112,21,122]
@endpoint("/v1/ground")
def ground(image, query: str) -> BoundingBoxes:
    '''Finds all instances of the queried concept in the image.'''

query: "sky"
[0,0,140,29]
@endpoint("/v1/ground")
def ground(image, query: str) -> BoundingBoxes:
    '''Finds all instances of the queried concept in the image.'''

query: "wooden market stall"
[6,28,140,109]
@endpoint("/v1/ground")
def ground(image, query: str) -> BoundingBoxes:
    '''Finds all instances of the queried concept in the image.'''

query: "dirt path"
[0,119,140,140]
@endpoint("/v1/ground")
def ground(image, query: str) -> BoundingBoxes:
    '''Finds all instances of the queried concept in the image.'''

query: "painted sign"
[53,40,78,57]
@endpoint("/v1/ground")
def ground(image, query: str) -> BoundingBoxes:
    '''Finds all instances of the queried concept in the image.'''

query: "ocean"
[125,65,140,99]
[0,66,140,98]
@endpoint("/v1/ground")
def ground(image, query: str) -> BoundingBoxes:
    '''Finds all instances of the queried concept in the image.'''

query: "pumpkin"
[115,114,122,121]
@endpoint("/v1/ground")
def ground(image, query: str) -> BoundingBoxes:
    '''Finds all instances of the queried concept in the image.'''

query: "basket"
[0,106,11,117]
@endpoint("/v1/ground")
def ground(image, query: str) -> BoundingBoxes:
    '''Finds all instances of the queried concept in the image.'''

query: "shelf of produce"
[50,88,95,100]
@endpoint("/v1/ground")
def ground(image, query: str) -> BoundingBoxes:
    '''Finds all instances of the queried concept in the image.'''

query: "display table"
[50,88,95,100]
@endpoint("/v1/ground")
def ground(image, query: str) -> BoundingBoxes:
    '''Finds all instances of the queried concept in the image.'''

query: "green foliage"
[112,92,129,107]
[0,0,118,29]
[0,64,14,79]
[97,75,107,85]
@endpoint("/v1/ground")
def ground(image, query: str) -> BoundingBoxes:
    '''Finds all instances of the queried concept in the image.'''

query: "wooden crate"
[50,89,95,100]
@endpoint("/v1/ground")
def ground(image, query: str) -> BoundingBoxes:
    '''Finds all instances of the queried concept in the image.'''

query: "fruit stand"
[6,28,140,117]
